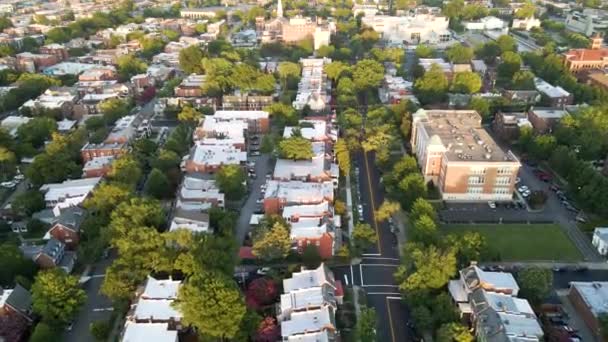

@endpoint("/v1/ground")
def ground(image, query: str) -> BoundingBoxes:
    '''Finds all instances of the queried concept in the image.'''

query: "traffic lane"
[357,151,400,259]
[331,265,362,287]
[64,270,113,342]
[366,293,410,342]
[360,264,399,287]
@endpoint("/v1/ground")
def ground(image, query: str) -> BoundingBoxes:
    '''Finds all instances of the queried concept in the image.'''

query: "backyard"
[442,224,582,262]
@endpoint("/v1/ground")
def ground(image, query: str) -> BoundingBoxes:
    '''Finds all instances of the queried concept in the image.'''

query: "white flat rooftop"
[122,322,177,342]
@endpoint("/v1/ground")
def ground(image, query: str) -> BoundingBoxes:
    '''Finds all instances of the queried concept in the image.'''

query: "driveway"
[63,256,114,342]
[235,153,271,245]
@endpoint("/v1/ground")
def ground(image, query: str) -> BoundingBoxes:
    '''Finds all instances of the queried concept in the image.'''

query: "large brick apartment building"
[411,109,521,201]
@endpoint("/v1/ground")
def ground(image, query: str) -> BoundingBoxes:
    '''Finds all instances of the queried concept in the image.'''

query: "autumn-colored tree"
[245,277,278,310]
[255,317,281,342]
[335,139,351,176]
[252,222,291,261]
[375,200,401,222]
[31,269,86,326]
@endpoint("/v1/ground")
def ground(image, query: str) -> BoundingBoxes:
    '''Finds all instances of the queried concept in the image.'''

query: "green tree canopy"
[215,165,246,200]
[410,215,439,246]
[324,61,350,82]
[352,223,378,255]
[177,105,202,124]
[446,43,474,64]
[397,244,456,292]
[356,306,378,342]
[511,70,536,90]
[179,45,205,74]
[0,242,37,287]
[415,64,448,105]
[99,98,131,124]
[31,269,86,326]
[174,272,247,339]
[415,44,435,58]
[144,168,171,199]
[278,135,313,160]
[451,71,482,94]
[252,221,291,260]
[517,267,553,306]
[12,189,45,216]
[17,117,57,148]
[352,59,384,92]
[108,155,142,188]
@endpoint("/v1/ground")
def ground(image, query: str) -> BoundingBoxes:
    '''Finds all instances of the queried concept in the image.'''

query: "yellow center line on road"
[363,150,382,255]
[386,296,397,342]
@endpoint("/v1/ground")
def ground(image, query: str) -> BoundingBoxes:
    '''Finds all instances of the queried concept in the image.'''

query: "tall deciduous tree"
[446,43,474,64]
[174,272,247,339]
[375,200,401,222]
[398,173,428,209]
[356,306,377,342]
[397,244,456,292]
[179,45,204,74]
[99,98,130,124]
[352,223,378,254]
[0,242,37,287]
[278,136,313,160]
[335,139,351,176]
[144,168,171,199]
[352,59,384,92]
[177,106,202,124]
[409,198,437,222]
[415,64,448,105]
[252,222,291,260]
[517,267,553,306]
[324,61,350,82]
[436,322,474,342]
[451,71,482,94]
[31,269,86,326]
[410,215,439,246]
[215,165,246,200]
[108,155,142,188]
[277,61,301,89]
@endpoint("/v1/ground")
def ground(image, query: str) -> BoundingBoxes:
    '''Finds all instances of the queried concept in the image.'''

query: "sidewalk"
[481,261,608,270]
[345,173,360,315]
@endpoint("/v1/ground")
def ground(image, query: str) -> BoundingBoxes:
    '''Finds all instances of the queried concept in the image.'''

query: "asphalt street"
[235,153,271,245]
[63,257,114,342]
[347,150,412,342]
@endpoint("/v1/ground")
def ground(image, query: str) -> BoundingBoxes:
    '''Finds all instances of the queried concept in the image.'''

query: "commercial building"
[410,109,520,201]
[534,77,573,107]
[361,9,452,45]
[568,281,608,340]
[563,35,608,73]
[566,9,608,37]
[293,57,331,111]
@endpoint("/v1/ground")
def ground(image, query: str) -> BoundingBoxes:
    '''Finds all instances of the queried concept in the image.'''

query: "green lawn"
[442,224,583,262]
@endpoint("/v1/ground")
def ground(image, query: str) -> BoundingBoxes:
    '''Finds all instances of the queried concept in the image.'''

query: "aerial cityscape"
[2,0,608,341]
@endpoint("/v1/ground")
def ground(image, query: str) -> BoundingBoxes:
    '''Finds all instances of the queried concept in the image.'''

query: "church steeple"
[277,0,283,18]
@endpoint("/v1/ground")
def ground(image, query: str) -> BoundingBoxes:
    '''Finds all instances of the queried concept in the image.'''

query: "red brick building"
[81,142,127,162]
[39,44,69,61]
[47,207,85,249]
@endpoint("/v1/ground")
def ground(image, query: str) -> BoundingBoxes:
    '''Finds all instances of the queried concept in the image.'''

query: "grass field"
[441,224,582,262]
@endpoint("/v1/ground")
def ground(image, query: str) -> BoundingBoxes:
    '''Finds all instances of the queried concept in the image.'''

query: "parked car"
[357,204,364,219]
[487,201,497,209]
[257,267,271,275]
[250,151,260,156]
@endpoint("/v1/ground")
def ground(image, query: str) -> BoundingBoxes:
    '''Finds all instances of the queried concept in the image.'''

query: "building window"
[497,167,512,175]
[495,176,511,186]
[493,187,511,195]
[467,187,482,194]
[468,176,485,185]
[471,167,486,175]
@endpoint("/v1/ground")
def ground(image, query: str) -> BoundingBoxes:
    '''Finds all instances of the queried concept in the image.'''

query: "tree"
[335,139,351,176]
[99,98,130,124]
[254,316,280,341]
[252,222,291,260]
[356,306,377,342]
[530,135,557,160]
[436,322,474,342]
[496,35,517,54]
[398,173,428,209]
[90,320,111,342]
[177,105,202,124]
[352,59,384,92]
[447,232,487,267]
[152,149,180,173]
[497,51,522,80]
[599,313,608,341]
[31,269,86,326]
[17,117,57,148]
[515,1,536,19]
[0,242,37,287]
[446,43,474,64]
[352,223,378,254]
[12,190,45,216]
[415,64,448,105]
[451,71,482,94]
[470,97,491,120]
[108,155,142,187]
[145,168,171,199]
[476,41,502,63]
[29,323,59,342]
[215,165,246,200]
[324,61,350,82]
[116,54,147,81]
[411,305,433,332]
[277,61,301,89]
[517,267,553,306]
[410,215,439,246]
[278,136,313,160]
[511,70,535,90]
[175,272,246,339]
[398,244,456,292]
[409,198,437,222]
[302,244,322,268]
[415,44,435,58]
[84,183,132,216]
[264,103,298,126]
[245,277,278,309]
[375,200,401,222]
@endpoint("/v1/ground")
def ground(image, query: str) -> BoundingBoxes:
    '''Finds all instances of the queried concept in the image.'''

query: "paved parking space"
[439,201,553,224]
